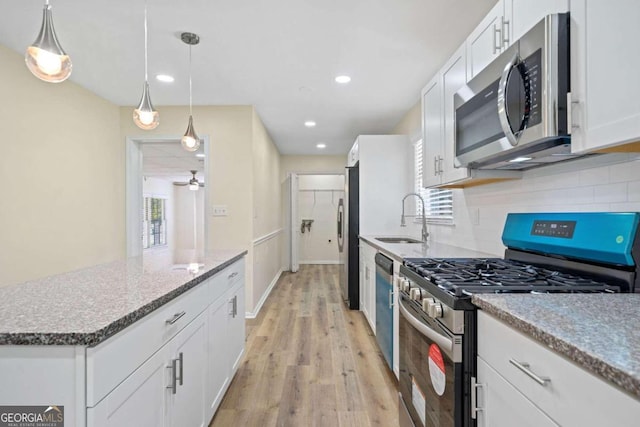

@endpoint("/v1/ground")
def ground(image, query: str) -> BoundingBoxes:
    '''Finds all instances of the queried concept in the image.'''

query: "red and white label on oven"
[428,344,446,396]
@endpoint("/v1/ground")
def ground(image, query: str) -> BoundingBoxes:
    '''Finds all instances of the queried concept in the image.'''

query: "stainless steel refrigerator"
[337,164,359,309]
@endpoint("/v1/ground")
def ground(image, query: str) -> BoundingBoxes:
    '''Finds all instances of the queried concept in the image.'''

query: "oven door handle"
[399,297,453,352]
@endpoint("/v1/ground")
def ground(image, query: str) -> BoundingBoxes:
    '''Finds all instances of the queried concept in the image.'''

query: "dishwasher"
[375,252,394,370]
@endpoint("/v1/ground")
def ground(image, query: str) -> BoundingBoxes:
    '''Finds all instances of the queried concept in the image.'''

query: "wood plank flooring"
[210,264,400,427]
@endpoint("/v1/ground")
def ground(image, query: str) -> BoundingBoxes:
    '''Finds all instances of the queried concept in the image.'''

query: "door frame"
[126,135,210,258]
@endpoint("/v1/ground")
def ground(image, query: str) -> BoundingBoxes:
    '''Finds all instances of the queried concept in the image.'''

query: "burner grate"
[403,257,621,296]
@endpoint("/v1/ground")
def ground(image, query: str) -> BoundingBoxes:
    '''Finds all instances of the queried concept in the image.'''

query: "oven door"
[399,294,464,427]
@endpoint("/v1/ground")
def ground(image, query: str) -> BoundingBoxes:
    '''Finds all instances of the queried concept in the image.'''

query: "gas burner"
[403,257,622,297]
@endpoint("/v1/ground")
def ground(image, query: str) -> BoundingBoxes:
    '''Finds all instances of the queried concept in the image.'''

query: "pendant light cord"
[189,44,193,115]
[144,0,148,82]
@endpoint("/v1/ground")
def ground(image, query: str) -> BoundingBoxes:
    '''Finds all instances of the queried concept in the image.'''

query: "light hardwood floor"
[210,264,400,427]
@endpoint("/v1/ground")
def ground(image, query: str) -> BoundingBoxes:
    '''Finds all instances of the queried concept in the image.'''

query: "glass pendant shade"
[133,81,159,130]
[25,3,72,83]
[181,115,200,151]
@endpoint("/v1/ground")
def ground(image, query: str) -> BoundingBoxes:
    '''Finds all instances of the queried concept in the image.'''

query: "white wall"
[142,177,175,251]
[173,185,205,254]
[429,153,640,256]
[297,175,344,264]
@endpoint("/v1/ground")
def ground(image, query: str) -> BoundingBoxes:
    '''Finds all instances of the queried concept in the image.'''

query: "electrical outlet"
[212,205,228,216]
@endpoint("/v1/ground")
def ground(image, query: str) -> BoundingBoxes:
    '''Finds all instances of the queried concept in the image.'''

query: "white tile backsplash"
[428,153,640,256]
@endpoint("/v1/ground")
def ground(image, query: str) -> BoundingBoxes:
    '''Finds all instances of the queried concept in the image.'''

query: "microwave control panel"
[522,49,542,127]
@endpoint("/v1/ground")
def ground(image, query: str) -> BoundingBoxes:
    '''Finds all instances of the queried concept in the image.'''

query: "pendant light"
[133,0,159,130]
[180,32,200,152]
[25,0,72,83]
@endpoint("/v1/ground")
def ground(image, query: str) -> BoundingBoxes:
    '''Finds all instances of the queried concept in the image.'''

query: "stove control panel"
[409,287,424,301]
[425,300,444,319]
[531,220,576,238]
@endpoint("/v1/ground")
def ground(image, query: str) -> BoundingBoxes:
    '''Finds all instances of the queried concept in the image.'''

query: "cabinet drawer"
[477,311,640,427]
[209,258,245,303]
[87,282,209,407]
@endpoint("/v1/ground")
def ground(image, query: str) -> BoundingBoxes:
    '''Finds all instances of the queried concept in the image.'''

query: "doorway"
[283,173,344,271]
[125,137,210,262]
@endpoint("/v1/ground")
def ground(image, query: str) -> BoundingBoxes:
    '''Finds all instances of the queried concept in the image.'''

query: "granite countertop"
[0,249,247,347]
[473,294,640,399]
[359,235,497,262]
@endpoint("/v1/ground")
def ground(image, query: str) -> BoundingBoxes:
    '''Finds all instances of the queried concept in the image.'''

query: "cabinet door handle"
[567,92,580,133]
[388,289,393,308]
[228,298,235,316]
[177,352,184,386]
[165,311,186,325]
[502,17,510,47]
[438,156,444,175]
[167,359,177,394]
[228,271,238,280]
[509,359,551,386]
[493,23,502,54]
[233,295,238,317]
[471,376,483,419]
[433,156,438,176]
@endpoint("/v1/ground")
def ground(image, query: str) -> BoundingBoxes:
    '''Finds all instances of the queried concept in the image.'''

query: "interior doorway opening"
[126,136,210,264]
[283,173,345,272]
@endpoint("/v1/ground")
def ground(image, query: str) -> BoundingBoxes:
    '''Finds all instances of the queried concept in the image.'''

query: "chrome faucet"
[401,192,429,243]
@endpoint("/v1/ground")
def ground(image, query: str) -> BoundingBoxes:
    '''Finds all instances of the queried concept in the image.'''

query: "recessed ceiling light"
[316,143,326,149]
[335,75,351,84]
[304,121,316,127]
[195,153,205,158]
[156,74,174,83]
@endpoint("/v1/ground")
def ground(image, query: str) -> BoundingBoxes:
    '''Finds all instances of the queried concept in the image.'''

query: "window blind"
[414,141,454,224]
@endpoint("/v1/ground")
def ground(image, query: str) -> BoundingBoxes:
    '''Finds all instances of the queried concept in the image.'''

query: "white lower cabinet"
[206,279,245,420]
[87,344,169,427]
[169,312,207,427]
[88,257,246,427]
[476,357,558,427]
[359,239,376,333]
[476,310,640,427]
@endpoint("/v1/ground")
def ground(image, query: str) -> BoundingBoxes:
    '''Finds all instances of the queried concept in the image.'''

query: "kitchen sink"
[375,237,423,244]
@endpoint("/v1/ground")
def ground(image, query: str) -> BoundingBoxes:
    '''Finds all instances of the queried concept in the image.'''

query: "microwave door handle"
[497,53,520,147]
[399,297,453,352]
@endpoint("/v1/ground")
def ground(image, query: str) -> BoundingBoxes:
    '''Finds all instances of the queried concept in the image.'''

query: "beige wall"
[0,44,124,287]
[250,109,283,315]
[120,105,254,254]
[280,155,346,180]
[392,100,421,143]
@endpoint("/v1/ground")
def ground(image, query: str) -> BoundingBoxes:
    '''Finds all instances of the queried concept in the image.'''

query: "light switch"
[212,205,228,216]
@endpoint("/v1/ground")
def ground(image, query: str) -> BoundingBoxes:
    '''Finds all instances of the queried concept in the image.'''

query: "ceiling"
[142,141,205,183]
[0,0,497,155]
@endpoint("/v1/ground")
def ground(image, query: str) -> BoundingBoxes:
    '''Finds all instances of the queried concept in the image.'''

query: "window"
[143,197,167,248]
[414,140,454,224]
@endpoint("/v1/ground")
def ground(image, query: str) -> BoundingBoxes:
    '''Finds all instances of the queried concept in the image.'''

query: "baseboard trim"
[299,260,341,265]
[245,269,283,319]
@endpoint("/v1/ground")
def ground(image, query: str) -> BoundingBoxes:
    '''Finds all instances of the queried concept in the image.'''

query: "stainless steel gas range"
[397,212,640,427]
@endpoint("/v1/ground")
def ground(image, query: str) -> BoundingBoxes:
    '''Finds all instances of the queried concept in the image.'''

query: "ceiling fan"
[174,170,204,191]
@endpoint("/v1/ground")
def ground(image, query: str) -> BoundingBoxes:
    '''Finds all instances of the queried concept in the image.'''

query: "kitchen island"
[473,293,640,426]
[0,249,247,427]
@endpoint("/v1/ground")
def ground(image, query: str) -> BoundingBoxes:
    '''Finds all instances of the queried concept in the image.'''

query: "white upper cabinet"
[467,0,570,80]
[421,74,444,188]
[506,0,568,42]
[466,1,507,79]
[570,0,640,153]
[441,43,469,184]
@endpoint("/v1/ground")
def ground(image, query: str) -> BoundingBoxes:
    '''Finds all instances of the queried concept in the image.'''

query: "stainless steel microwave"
[454,13,577,170]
